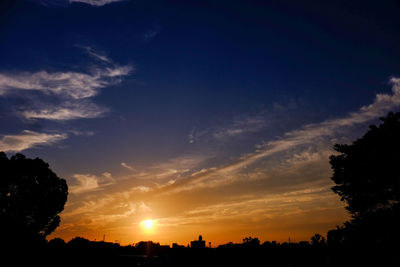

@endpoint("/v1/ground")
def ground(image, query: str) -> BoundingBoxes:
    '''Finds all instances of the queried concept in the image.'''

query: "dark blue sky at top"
[1,0,400,177]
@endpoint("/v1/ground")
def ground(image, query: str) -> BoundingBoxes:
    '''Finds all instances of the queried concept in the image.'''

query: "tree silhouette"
[242,236,260,247]
[310,233,325,247]
[329,112,400,246]
[48,237,67,249]
[0,152,68,246]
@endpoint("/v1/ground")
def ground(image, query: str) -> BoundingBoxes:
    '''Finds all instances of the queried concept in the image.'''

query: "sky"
[1,0,400,246]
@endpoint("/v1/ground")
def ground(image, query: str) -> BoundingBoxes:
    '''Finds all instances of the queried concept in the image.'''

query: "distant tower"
[209,242,211,248]
[191,235,206,248]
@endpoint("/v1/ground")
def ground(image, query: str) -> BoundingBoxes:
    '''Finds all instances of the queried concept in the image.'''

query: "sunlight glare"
[142,219,154,231]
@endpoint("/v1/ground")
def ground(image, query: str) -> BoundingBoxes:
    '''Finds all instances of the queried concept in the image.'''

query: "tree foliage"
[310,233,326,247]
[0,152,68,244]
[329,112,400,246]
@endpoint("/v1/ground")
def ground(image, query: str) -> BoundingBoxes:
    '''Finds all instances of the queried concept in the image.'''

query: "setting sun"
[141,219,155,230]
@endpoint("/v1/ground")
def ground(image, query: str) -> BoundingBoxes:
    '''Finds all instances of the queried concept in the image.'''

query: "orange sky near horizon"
[48,137,351,246]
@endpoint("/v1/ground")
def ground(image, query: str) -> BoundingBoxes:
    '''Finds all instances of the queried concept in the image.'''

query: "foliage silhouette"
[48,237,67,249]
[329,112,400,247]
[0,152,68,247]
[310,233,325,247]
[242,236,260,247]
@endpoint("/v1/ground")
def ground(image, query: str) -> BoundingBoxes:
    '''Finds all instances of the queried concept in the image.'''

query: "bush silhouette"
[0,152,68,247]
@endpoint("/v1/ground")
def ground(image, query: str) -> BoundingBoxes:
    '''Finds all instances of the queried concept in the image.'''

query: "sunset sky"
[1,0,400,246]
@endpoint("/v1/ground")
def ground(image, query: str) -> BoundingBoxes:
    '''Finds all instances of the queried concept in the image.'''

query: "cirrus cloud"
[69,0,126,6]
[0,47,132,122]
[70,172,115,194]
[160,77,400,194]
[0,130,67,152]
[0,66,132,100]
[20,101,108,121]
[0,47,132,152]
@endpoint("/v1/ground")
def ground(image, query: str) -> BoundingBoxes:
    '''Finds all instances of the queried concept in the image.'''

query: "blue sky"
[1,0,400,244]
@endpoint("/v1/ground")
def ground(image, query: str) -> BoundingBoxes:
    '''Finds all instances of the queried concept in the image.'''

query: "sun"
[141,219,154,230]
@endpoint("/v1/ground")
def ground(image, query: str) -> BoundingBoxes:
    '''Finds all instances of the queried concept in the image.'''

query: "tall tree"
[0,152,68,246]
[329,112,400,246]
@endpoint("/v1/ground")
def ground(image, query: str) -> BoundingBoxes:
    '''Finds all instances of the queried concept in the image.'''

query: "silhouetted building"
[136,241,160,255]
[242,236,260,247]
[172,243,185,249]
[190,235,206,248]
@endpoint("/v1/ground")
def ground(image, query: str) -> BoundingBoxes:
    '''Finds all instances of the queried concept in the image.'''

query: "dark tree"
[48,237,67,249]
[242,236,260,247]
[310,233,326,247]
[67,236,91,249]
[329,112,400,246]
[0,152,68,246]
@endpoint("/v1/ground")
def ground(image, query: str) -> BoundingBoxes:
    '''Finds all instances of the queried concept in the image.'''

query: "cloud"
[81,46,113,63]
[143,25,161,42]
[0,130,67,152]
[244,77,400,162]
[149,154,210,178]
[21,101,107,120]
[70,174,99,194]
[121,162,134,171]
[187,113,268,144]
[188,128,209,144]
[69,0,126,6]
[0,67,132,100]
[161,186,335,225]
[70,172,115,194]
[69,130,96,136]
[284,149,330,168]
[213,115,267,140]
[28,0,70,7]
[160,77,400,193]
[132,186,151,192]
[189,100,299,144]
[0,47,132,123]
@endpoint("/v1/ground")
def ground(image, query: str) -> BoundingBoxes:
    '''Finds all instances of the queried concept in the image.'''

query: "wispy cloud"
[0,47,132,123]
[143,25,161,42]
[188,113,268,144]
[29,0,69,7]
[0,66,132,100]
[121,162,134,171]
[69,130,96,136]
[0,130,67,152]
[159,186,336,226]
[80,45,113,63]
[160,77,400,193]
[213,115,267,139]
[188,127,209,144]
[0,47,132,151]
[69,0,126,6]
[70,172,115,194]
[21,101,107,121]
[149,154,210,178]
